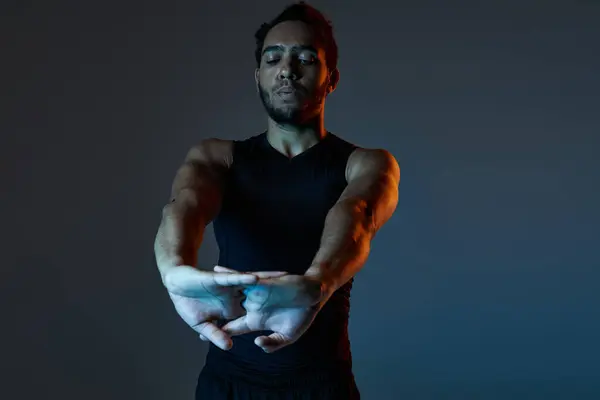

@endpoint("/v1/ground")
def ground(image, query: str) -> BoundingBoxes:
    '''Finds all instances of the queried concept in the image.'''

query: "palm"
[223,304,320,353]
[257,306,318,338]
[168,286,244,329]
[243,274,323,309]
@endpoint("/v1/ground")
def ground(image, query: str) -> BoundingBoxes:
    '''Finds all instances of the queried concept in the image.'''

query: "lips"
[277,87,296,94]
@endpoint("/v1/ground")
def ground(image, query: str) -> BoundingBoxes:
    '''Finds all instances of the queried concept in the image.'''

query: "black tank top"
[208,132,357,374]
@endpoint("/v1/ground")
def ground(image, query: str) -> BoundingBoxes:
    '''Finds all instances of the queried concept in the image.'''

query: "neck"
[266,113,327,158]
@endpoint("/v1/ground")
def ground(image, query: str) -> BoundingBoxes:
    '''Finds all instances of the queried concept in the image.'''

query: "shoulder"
[185,133,266,168]
[185,138,234,168]
[346,147,400,182]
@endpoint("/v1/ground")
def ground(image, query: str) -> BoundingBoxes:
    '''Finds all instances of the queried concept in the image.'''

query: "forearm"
[305,199,373,298]
[305,149,400,301]
[154,195,207,278]
[154,143,228,278]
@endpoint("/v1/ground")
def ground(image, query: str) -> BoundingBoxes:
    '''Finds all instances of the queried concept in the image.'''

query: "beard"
[258,83,326,126]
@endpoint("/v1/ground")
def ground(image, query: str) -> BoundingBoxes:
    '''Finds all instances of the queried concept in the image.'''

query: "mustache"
[274,82,305,93]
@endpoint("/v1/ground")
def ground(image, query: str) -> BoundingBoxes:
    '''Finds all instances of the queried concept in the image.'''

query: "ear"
[254,68,260,91]
[327,68,340,94]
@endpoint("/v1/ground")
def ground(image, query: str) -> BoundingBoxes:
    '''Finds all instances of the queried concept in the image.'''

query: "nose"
[278,59,299,81]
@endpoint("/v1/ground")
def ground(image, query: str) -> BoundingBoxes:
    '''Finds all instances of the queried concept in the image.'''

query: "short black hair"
[254,2,338,72]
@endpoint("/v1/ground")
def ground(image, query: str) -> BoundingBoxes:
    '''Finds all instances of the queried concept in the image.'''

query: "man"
[154,2,400,399]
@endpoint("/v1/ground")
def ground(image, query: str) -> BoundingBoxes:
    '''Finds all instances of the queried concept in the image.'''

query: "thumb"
[251,271,288,279]
[189,321,233,351]
[214,265,240,273]
[221,315,254,337]
[255,332,292,353]
[214,265,287,279]
[165,267,258,296]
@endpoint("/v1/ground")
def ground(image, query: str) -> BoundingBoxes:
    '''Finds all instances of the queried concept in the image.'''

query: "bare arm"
[305,148,400,299]
[154,138,233,281]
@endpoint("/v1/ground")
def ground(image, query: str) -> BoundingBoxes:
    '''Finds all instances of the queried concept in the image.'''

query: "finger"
[240,296,264,312]
[213,265,239,273]
[190,321,232,351]
[255,332,291,353]
[212,272,258,287]
[243,286,271,304]
[199,317,233,340]
[221,316,254,336]
[165,267,258,296]
[251,271,288,278]
[214,266,287,279]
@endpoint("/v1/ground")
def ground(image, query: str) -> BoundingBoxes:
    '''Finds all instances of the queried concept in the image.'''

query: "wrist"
[305,265,336,306]
[157,254,195,282]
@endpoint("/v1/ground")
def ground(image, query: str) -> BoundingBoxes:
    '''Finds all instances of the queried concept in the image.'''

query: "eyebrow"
[262,45,318,56]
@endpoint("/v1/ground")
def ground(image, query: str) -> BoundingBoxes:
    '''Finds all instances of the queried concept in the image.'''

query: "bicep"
[169,139,233,218]
[338,149,400,228]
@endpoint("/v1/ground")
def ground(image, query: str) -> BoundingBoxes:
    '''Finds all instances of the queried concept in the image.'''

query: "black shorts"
[196,363,360,400]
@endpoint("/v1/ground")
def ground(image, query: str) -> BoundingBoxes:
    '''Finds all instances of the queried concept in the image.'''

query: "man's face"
[256,20,336,125]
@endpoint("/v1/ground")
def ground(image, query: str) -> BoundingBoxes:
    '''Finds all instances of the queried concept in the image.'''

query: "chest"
[211,138,352,271]
[222,153,347,223]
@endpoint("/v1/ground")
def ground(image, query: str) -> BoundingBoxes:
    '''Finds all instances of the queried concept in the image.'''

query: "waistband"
[203,351,354,389]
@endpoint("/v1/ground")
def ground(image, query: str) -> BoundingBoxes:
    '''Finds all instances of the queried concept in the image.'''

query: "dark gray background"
[3,1,600,399]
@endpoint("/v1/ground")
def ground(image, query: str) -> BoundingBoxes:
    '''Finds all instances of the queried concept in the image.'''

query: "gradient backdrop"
[4,1,600,399]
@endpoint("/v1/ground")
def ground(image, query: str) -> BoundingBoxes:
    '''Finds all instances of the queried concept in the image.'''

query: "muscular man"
[154,3,400,399]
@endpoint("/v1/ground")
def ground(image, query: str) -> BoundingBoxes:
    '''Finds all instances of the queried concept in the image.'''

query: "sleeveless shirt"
[208,132,357,374]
